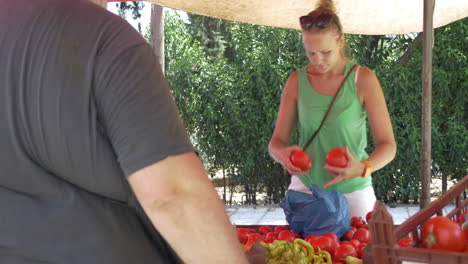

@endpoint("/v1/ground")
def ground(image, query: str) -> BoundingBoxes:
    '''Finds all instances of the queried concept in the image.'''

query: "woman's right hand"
[272,145,310,176]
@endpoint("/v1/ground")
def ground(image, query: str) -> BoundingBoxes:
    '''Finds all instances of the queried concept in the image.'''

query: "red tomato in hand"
[290,151,312,171]
[333,244,357,262]
[421,216,466,252]
[326,147,348,168]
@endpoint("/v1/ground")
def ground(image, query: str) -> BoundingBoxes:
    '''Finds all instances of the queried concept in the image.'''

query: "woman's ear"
[338,35,345,48]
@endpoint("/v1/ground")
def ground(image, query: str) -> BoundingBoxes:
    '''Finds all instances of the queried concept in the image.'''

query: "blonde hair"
[305,0,344,36]
[303,0,350,58]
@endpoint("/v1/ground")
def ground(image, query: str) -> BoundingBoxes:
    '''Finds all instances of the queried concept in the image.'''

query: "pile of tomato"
[238,212,374,263]
[239,209,468,263]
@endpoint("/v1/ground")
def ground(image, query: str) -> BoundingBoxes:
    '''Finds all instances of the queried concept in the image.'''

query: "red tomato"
[305,234,320,244]
[264,232,278,243]
[236,228,256,244]
[421,216,466,252]
[398,237,413,247]
[278,230,296,242]
[258,225,272,235]
[310,236,337,257]
[243,233,264,252]
[456,211,468,224]
[291,231,302,239]
[342,229,355,241]
[353,228,371,244]
[366,211,374,223]
[348,239,361,249]
[247,233,264,242]
[462,220,468,241]
[274,226,288,233]
[323,232,340,248]
[333,244,357,262]
[350,216,366,229]
[290,151,312,171]
[356,243,367,259]
[326,147,348,168]
[340,241,351,246]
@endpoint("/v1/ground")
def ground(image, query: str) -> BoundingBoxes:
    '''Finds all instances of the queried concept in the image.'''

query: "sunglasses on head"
[299,14,333,30]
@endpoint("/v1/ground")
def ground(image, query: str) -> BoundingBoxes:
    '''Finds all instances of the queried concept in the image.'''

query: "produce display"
[240,209,468,263]
[240,213,373,264]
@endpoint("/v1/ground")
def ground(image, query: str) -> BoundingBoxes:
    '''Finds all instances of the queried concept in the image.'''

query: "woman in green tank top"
[268,0,396,219]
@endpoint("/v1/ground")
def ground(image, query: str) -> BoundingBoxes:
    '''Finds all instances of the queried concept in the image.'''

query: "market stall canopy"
[138,0,467,35]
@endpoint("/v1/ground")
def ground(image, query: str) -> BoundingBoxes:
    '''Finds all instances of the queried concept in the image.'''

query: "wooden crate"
[363,175,468,264]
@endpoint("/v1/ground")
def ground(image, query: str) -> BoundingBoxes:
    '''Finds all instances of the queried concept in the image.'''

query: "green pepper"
[294,239,315,263]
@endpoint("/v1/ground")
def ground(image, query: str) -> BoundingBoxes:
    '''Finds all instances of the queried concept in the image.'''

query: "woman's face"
[302,30,344,74]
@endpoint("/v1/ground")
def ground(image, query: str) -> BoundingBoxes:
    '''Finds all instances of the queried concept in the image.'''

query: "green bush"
[164,12,467,204]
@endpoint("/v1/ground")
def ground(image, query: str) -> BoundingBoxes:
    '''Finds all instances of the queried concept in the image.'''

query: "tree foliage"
[115,1,145,33]
[347,19,467,203]
[164,11,467,204]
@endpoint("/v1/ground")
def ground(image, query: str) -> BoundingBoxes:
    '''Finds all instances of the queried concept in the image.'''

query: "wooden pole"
[420,0,435,208]
[151,4,165,74]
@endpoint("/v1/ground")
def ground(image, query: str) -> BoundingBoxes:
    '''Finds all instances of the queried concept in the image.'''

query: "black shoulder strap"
[303,64,358,151]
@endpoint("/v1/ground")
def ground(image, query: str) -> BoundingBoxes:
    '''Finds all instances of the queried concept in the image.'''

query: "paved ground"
[227,203,456,226]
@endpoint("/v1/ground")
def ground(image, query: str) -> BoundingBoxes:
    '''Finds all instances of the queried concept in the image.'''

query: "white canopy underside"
[147,0,468,34]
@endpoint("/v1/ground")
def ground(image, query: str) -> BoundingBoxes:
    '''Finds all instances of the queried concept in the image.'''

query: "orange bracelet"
[361,160,373,178]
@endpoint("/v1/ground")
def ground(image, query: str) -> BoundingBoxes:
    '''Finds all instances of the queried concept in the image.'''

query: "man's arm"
[128,152,248,264]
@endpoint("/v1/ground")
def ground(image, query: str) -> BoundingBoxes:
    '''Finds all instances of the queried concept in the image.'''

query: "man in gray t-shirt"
[0,0,248,263]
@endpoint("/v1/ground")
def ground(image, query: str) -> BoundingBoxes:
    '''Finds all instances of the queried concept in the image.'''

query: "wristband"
[361,160,373,178]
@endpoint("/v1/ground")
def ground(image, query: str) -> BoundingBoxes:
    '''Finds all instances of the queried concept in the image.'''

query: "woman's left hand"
[323,146,365,188]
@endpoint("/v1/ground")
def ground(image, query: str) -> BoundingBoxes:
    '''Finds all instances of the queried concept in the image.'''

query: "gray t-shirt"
[0,0,194,263]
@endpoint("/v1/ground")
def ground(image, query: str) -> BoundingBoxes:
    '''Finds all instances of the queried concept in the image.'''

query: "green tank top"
[297,61,372,194]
